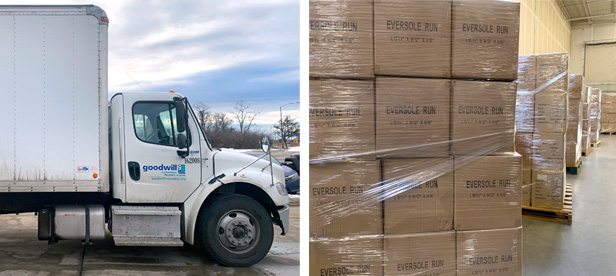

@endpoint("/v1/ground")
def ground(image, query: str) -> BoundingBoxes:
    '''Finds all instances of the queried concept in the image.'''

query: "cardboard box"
[583,103,590,120]
[451,80,516,155]
[568,74,584,99]
[582,119,590,133]
[309,0,374,78]
[376,77,450,158]
[531,132,565,172]
[590,87,602,103]
[456,227,523,276]
[382,158,454,234]
[581,134,590,152]
[451,0,520,80]
[310,79,375,161]
[522,169,532,207]
[514,132,533,169]
[454,154,522,230]
[309,161,382,238]
[532,170,565,210]
[535,91,568,133]
[565,141,581,167]
[310,236,384,276]
[384,231,456,276]
[517,55,536,91]
[374,0,451,78]
[515,91,534,132]
[532,132,565,161]
[536,53,569,94]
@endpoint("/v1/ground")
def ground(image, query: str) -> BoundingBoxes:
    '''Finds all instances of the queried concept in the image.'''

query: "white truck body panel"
[0,6,108,192]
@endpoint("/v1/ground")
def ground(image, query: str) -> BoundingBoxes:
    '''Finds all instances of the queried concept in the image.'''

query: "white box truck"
[0,5,289,267]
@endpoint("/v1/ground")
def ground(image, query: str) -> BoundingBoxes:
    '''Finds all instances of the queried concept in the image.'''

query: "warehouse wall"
[570,23,616,75]
[515,0,571,55]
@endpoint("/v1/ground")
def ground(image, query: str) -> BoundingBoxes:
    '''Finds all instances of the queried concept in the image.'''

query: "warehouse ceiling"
[561,0,616,25]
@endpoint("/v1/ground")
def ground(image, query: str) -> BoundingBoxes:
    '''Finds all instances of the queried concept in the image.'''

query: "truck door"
[123,98,203,203]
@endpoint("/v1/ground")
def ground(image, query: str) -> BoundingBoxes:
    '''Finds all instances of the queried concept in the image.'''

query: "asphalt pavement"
[0,206,299,276]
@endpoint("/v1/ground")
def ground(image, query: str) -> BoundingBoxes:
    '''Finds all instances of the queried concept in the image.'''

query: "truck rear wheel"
[197,194,274,267]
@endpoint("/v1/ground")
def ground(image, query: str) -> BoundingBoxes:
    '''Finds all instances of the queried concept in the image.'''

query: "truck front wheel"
[197,194,274,267]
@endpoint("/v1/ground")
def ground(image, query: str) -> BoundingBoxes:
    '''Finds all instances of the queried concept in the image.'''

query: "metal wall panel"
[0,7,107,192]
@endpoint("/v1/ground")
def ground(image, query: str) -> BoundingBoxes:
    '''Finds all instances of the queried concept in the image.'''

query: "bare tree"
[231,101,262,133]
[274,115,300,149]
[192,101,212,131]
[212,112,234,132]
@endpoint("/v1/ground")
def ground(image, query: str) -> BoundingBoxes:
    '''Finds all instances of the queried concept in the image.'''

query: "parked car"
[244,152,300,194]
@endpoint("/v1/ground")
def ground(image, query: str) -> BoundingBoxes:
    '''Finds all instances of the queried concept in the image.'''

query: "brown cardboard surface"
[568,74,584,99]
[384,231,456,276]
[517,55,536,91]
[514,132,533,169]
[309,161,382,238]
[566,141,581,167]
[456,227,523,276]
[451,0,520,80]
[531,170,565,210]
[376,77,450,158]
[309,0,374,78]
[382,158,454,234]
[515,92,534,133]
[535,91,568,133]
[454,154,522,231]
[451,80,516,155]
[522,169,531,207]
[532,132,565,162]
[374,0,451,78]
[309,79,375,161]
[310,236,384,276]
[536,53,569,93]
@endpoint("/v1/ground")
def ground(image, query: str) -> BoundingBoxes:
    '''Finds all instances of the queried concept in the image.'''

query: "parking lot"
[0,206,299,276]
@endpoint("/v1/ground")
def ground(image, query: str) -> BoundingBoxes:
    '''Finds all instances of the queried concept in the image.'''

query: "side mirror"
[260,137,270,153]
[174,100,187,132]
[178,134,188,149]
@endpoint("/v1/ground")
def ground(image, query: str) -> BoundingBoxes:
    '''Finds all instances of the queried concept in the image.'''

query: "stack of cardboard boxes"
[310,1,522,275]
[515,53,568,210]
[601,94,616,133]
[582,87,592,154]
[566,75,584,168]
[590,88,602,144]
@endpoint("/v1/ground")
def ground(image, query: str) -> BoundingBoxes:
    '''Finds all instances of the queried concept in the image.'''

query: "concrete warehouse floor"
[523,134,616,275]
[0,206,299,276]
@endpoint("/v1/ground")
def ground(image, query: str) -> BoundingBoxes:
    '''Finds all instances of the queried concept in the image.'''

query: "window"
[132,102,189,147]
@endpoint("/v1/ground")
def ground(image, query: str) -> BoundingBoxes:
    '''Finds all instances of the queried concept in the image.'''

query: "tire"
[197,194,274,267]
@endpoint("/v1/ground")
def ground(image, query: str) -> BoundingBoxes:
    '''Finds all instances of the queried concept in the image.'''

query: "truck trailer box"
[0,5,108,193]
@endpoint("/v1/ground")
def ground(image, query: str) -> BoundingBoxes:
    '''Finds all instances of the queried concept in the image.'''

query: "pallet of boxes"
[515,53,572,224]
[565,75,585,174]
[601,93,616,134]
[309,1,522,275]
[582,86,592,155]
[590,88,602,147]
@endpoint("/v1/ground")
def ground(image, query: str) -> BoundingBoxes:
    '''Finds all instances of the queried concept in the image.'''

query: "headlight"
[285,172,299,182]
[275,182,288,196]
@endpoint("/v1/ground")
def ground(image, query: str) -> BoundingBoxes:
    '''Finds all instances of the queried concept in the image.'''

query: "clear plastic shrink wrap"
[515,53,568,211]
[590,88,602,143]
[601,93,616,133]
[566,75,584,167]
[582,86,592,152]
[309,1,522,275]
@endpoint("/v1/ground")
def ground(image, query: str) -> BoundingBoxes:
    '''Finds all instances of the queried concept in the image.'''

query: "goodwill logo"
[143,164,186,180]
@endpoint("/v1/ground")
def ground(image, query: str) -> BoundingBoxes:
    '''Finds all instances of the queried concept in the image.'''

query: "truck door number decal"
[185,157,201,164]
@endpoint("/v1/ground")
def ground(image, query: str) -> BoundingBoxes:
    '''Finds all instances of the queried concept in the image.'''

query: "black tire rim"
[216,209,260,254]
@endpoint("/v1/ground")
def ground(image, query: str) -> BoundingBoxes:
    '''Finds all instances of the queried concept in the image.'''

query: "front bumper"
[273,205,290,235]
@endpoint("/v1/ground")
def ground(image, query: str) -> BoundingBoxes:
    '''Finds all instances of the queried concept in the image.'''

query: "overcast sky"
[1,0,299,128]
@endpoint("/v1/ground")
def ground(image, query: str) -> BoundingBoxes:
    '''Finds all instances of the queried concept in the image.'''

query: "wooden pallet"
[591,140,602,147]
[523,184,573,225]
[566,157,582,175]
[582,146,592,156]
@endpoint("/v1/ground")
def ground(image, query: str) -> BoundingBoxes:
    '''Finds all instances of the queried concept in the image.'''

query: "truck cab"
[105,92,290,266]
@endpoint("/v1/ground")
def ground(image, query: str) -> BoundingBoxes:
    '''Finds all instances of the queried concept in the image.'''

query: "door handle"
[128,162,140,181]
